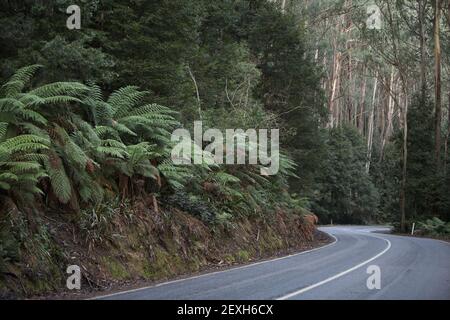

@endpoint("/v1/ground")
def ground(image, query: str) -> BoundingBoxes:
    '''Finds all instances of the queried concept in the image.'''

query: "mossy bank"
[0,197,329,299]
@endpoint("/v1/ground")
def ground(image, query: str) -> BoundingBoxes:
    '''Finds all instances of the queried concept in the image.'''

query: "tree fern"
[0,65,42,97]
[0,133,48,198]
[28,82,88,98]
[44,152,72,204]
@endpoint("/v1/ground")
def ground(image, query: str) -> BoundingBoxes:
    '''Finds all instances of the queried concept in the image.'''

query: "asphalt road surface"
[95,226,450,300]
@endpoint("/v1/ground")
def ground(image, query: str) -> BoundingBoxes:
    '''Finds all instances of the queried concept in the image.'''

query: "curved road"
[96,226,450,300]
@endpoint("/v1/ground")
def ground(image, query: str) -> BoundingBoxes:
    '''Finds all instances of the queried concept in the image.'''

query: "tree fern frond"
[8,65,42,85]
[16,109,47,125]
[17,93,46,106]
[91,101,114,125]
[212,171,241,185]
[0,122,7,140]
[85,82,103,102]
[112,122,137,136]
[1,65,42,96]
[128,103,179,117]
[0,97,25,112]
[5,161,42,173]
[28,82,88,98]
[96,146,129,159]
[42,96,82,105]
[107,86,141,109]
[45,153,72,204]
[94,126,121,140]
[0,134,50,153]
[0,172,19,182]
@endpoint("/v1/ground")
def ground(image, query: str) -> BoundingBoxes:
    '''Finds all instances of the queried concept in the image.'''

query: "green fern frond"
[8,65,42,85]
[29,82,88,98]
[5,161,42,173]
[44,153,72,204]
[0,134,49,153]
[112,122,137,136]
[211,171,241,185]
[107,86,146,115]
[0,172,19,182]
[85,82,103,102]
[1,65,42,97]
[42,96,82,105]
[159,159,194,189]
[96,146,129,159]
[0,122,7,140]
[94,126,121,140]
[0,97,25,112]
[128,104,179,117]
[16,109,48,125]
[17,93,46,106]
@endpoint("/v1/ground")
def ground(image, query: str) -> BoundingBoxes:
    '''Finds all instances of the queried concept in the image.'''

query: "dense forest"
[0,0,449,296]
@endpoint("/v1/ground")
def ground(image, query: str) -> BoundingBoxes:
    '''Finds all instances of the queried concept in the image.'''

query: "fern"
[0,134,49,153]
[0,65,42,97]
[0,122,7,140]
[44,152,72,204]
[159,159,194,189]
[28,82,88,98]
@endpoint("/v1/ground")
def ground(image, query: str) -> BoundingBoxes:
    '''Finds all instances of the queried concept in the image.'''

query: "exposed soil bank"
[0,200,331,299]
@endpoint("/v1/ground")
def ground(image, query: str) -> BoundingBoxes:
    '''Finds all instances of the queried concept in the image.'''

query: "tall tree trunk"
[445,92,450,172]
[381,68,396,160]
[358,70,367,134]
[434,0,442,164]
[187,65,202,120]
[329,50,341,127]
[366,75,378,173]
[419,0,427,95]
[400,93,409,233]
[281,0,287,12]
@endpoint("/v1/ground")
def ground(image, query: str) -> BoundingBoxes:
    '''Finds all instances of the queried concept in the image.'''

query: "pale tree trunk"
[381,68,396,160]
[400,93,409,233]
[329,49,341,127]
[366,75,378,173]
[322,54,328,91]
[336,65,342,126]
[434,0,442,164]
[419,0,427,94]
[187,65,202,120]
[358,70,367,134]
[348,48,355,124]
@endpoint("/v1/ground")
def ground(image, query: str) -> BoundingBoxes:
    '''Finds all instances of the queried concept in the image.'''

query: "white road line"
[276,235,392,300]
[90,233,338,300]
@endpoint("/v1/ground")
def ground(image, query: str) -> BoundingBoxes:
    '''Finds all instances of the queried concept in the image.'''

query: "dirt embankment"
[0,199,331,299]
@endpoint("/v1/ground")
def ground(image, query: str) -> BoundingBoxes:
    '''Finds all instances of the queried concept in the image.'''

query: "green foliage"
[165,192,216,223]
[312,126,380,224]
[79,197,127,248]
[0,132,49,201]
[418,218,450,237]
[381,93,450,223]
[0,64,303,229]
